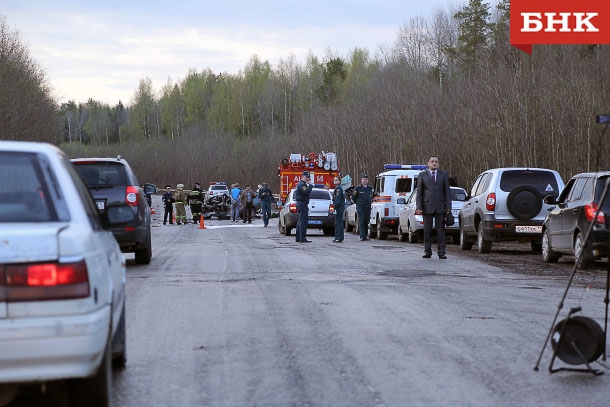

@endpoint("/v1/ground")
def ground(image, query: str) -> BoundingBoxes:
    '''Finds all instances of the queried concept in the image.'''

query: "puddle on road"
[381,269,437,278]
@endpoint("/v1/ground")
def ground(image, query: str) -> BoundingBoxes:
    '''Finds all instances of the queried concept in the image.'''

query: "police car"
[369,164,427,240]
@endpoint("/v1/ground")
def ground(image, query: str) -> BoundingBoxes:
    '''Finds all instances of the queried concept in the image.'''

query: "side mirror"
[396,198,406,205]
[543,195,557,205]
[102,204,136,228]
[456,193,466,201]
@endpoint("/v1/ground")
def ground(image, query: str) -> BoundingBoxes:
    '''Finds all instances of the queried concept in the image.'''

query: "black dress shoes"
[422,253,432,258]
[439,255,447,259]
[301,239,312,243]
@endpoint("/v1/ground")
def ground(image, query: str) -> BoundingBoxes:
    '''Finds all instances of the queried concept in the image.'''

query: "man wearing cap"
[258,182,273,227]
[294,171,313,242]
[351,174,374,241]
[162,184,175,225]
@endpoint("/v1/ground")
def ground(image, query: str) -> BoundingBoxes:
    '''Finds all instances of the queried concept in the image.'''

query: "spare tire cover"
[506,186,542,220]
[551,316,604,365]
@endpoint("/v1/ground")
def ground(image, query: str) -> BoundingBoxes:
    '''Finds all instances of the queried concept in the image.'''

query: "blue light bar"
[384,164,427,170]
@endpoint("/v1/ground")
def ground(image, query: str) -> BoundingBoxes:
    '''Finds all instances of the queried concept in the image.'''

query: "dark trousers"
[296,202,309,241]
[163,206,173,224]
[243,202,253,222]
[334,206,345,241]
[423,212,446,256]
[356,206,371,239]
[261,201,271,226]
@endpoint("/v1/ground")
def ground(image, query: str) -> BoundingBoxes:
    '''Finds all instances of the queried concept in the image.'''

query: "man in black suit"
[416,155,451,259]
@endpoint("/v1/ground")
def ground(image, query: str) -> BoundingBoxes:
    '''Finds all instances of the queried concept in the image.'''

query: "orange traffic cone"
[198,214,206,229]
[172,212,176,223]
[151,206,156,214]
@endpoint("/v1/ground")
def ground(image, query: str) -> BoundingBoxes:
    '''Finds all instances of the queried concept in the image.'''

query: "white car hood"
[0,224,66,263]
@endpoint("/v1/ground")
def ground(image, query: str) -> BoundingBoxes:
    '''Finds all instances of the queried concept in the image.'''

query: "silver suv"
[459,168,565,253]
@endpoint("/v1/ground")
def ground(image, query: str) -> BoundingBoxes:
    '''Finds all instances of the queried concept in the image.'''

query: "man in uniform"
[351,174,374,241]
[294,171,313,243]
[174,184,187,225]
[162,184,175,225]
[258,182,273,227]
[187,182,204,224]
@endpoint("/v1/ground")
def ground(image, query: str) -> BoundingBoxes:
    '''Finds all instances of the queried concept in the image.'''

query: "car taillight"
[289,203,297,213]
[384,207,389,217]
[2,261,90,302]
[486,193,496,211]
[126,185,139,207]
[584,202,605,224]
[329,204,334,213]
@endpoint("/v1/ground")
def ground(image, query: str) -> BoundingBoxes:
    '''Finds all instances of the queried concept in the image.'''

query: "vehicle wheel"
[408,223,418,244]
[506,186,542,220]
[477,224,492,253]
[70,337,111,407]
[451,232,461,245]
[278,219,285,234]
[459,224,473,250]
[135,231,152,265]
[398,225,407,242]
[542,229,560,263]
[376,217,388,240]
[345,220,353,232]
[283,219,292,236]
[353,216,359,234]
[368,223,376,239]
[531,240,542,253]
[323,227,333,236]
[112,302,127,368]
[574,232,592,270]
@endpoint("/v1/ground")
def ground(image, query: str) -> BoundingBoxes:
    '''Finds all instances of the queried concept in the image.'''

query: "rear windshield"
[451,189,467,201]
[211,185,228,190]
[499,170,560,195]
[395,178,414,193]
[595,177,610,212]
[0,152,56,222]
[73,162,128,187]
[310,190,331,200]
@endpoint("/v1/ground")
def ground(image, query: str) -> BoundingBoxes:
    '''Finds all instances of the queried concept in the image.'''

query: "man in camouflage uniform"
[174,184,187,225]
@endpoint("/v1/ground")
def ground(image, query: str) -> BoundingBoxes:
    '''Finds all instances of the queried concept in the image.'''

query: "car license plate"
[96,200,105,210]
[308,220,322,225]
[515,225,541,233]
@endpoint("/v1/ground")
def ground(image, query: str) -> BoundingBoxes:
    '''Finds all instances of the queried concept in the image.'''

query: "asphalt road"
[10,197,610,406]
[110,197,610,407]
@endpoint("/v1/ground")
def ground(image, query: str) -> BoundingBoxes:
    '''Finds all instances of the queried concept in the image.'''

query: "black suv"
[72,156,156,264]
[542,172,610,266]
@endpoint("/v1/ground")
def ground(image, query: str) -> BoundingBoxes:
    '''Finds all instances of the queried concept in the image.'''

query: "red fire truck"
[278,151,340,202]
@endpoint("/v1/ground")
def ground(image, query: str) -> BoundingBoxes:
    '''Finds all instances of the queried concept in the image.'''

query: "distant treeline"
[3,0,610,192]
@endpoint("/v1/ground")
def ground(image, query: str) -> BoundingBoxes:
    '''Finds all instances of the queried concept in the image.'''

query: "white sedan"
[397,186,468,244]
[0,141,129,406]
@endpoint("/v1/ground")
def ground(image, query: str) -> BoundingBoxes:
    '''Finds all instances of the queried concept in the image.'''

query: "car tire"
[112,302,127,368]
[345,219,353,232]
[459,223,472,250]
[477,223,492,253]
[506,186,542,221]
[135,231,152,265]
[376,217,388,240]
[408,222,418,244]
[278,219,285,234]
[574,232,592,270]
[70,337,111,407]
[323,227,333,236]
[398,225,407,242]
[283,218,292,236]
[542,229,560,263]
[353,216,359,235]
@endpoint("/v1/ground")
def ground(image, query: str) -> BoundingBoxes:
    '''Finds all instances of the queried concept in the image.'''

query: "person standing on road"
[187,182,204,224]
[258,182,273,227]
[230,183,241,222]
[416,155,451,259]
[162,184,175,225]
[294,171,313,243]
[351,174,373,241]
[332,176,345,243]
[240,185,255,224]
[174,184,187,225]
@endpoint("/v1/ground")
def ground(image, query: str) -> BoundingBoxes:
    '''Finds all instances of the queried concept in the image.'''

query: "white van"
[369,164,427,239]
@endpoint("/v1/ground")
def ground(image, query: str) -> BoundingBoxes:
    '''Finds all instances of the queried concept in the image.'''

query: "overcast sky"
[1,0,459,106]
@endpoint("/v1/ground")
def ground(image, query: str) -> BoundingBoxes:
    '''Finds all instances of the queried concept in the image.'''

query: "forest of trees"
[2,0,610,192]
